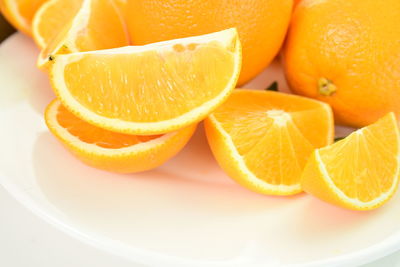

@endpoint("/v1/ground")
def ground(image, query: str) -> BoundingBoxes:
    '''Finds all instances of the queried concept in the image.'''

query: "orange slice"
[50,28,241,135]
[114,0,127,23]
[301,113,400,210]
[0,0,47,35]
[45,99,196,173]
[204,89,334,195]
[32,0,81,48]
[37,0,129,68]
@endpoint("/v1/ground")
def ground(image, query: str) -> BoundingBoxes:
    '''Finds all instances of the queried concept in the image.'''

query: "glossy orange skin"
[284,0,400,127]
[126,0,293,85]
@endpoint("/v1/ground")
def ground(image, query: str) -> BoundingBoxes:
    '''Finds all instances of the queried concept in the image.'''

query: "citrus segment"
[0,0,47,35]
[37,0,129,68]
[45,99,196,173]
[50,29,241,135]
[301,113,400,210]
[113,0,128,28]
[32,0,81,48]
[204,89,334,195]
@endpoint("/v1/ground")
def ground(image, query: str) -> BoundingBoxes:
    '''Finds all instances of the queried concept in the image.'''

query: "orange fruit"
[33,0,128,49]
[49,29,241,135]
[115,0,127,9]
[114,0,128,23]
[0,0,47,35]
[45,99,197,173]
[283,0,400,127]
[301,113,400,210]
[126,0,293,85]
[32,0,81,49]
[37,0,129,68]
[293,0,301,6]
[204,89,334,195]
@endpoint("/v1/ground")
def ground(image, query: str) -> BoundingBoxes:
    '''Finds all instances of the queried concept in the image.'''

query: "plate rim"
[2,170,400,267]
[1,32,400,267]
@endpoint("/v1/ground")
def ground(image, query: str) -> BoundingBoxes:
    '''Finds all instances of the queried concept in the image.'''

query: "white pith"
[57,27,237,56]
[266,109,291,127]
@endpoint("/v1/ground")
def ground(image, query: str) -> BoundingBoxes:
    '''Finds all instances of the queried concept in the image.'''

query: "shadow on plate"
[33,126,301,225]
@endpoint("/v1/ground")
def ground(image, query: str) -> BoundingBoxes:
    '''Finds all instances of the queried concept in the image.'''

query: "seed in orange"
[284,0,400,127]
[126,0,293,85]
[301,113,400,210]
[204,89,334,195]
[37,0,129,69]
[50,29,241,135]
[45,99,196,173]
[0,0,47,35]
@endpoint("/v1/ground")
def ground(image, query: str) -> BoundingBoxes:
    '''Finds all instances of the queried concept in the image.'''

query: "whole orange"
[126,0,293,85]
[283,0,400,127]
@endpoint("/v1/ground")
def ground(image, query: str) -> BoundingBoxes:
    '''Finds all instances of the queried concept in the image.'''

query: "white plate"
[1,33,400,267]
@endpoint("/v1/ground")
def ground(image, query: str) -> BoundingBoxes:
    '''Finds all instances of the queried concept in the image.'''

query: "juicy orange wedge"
[0,0,47,35]
[37,0,129,68]
[45,99,197,173]
[204,89,334,195]
[50,28,241,135]
[32,0,81,48]
[301,112,400,210]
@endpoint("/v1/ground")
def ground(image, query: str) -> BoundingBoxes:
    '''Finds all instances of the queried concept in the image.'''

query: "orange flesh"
[35,0,82,47]
[213,90,332,185]
[319,114,399,202]
[41,18,74,60]
[1,0,47,33]
[14,0,45,22]
[39,0,128,64]
[212,90,333,186]
[63,41,236,123]
[56,104,161,149]
[73,0,128,51]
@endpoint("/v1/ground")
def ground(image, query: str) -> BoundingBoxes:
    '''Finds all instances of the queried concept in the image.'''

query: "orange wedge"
[50,29,241,135]
[45,99,196,173]
[204,89,334,195]
[32,0,81,48]
[37,0,129,68]
[0,0,47,35]
[301,113,400,210]
[114,0,127,23]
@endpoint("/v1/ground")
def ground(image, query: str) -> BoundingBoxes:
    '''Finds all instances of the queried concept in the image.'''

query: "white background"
[0,186,144,267]
[1,185,400,267]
